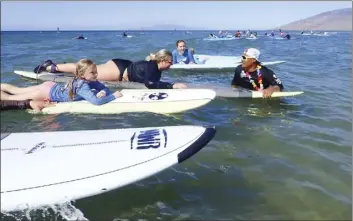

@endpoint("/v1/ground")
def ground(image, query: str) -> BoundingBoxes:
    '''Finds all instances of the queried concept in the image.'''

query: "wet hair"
[145,51,157,61]
[176,40,186,47]
[145,49,172,63]
[67,59,95,100]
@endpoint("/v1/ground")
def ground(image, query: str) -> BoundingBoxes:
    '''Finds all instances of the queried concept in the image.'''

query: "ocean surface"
[1,30,352,221]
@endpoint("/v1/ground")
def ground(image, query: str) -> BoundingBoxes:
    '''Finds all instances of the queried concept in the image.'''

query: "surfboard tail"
[178,127,216,163]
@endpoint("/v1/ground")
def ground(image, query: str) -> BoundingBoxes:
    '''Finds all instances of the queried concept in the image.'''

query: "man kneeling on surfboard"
[231,48,284,98]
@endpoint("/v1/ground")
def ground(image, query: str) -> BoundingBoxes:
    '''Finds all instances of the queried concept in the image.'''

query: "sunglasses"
[241,56,255,60]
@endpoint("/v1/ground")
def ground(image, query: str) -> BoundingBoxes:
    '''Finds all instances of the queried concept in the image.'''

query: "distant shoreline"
[1,29,351,32]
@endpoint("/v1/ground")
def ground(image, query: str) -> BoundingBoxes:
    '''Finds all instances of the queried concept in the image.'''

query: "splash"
[1,201,88,221]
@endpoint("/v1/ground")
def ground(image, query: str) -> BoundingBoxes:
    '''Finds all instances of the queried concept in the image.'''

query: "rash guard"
[127,60,173,89]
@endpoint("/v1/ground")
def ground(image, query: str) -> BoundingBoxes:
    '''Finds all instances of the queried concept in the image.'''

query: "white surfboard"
[267,36,286,40]
[188,85,304,98]
[1,125,216,212]
[215,88,304,98]
[170,60,286,71]
[14,70,148,89]
[31,89,216,115]
[119,35,133,38]
[193,54,242,62]
[203,36,239,41]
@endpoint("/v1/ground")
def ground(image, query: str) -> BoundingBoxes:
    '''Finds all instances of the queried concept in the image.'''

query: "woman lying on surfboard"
[231,48,284,98]
[32,49,187,89]
[1,59,122,106]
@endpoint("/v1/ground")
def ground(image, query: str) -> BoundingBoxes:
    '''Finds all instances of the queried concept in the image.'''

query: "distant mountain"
[277,8,352,31]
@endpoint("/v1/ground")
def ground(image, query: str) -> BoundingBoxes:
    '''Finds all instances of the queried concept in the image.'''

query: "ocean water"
[1,30,352,220]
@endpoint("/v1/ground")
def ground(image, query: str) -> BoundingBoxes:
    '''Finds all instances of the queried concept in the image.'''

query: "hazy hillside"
[278,8,352,31]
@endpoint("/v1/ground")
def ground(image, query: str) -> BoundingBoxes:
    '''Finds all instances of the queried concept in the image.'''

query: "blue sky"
[1,1,351,30]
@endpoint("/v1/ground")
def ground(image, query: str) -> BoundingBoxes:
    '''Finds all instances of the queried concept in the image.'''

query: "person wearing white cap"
[231,48,283,98]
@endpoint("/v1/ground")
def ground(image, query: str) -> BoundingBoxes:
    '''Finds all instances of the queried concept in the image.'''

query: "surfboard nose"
[177,126,216,163]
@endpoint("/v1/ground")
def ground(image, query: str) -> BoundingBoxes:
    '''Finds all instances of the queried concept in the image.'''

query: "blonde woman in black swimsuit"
[33,49,187,89]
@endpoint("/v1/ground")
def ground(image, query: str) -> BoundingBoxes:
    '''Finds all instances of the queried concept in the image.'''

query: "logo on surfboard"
[148,92,168,100]
[26,142,46,154]
[130,129,167,150]
[134,92,169,101]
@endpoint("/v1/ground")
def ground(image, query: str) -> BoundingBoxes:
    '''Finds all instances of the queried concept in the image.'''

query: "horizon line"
[1,29,351,32]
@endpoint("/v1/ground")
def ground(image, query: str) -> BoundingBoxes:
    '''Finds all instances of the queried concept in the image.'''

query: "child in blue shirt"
[1,59,122,106]
[172,40,196,64]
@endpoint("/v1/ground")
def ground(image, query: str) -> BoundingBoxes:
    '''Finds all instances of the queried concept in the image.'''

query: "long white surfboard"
[1,125,216,212]
[14,57,286,83]
[170,54,286,71]
[31,89,216,115]
[215,88,304,98]
[170,60,286,71]
[14,70,148,89]
[188,85,304,98]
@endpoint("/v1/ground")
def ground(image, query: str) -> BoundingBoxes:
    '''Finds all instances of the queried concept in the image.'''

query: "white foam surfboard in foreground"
[188,85,304,98]
[32,89,216,115]
[1,125,216,212]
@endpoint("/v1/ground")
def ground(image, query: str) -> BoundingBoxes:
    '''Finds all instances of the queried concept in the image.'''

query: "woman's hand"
[172,83,188,89]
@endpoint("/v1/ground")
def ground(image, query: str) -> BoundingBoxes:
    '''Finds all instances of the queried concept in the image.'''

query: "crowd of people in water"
[74,29,327,42]
[1,36,285,111]
[207,29,291,40]
[74,31,131,40]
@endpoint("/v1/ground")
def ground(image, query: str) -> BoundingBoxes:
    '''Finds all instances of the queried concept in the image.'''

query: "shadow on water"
[0,170,266,220]
[73,165,268,220]
[0,111,38,133]
[221,96,304,118]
